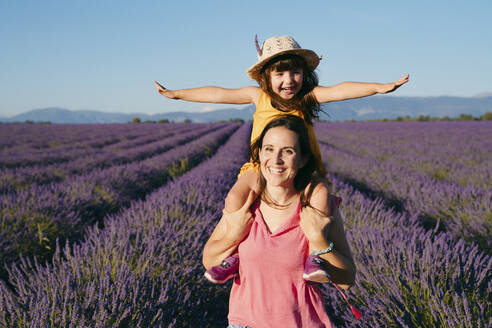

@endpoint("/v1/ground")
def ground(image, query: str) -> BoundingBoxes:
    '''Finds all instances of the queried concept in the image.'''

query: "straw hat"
[246,35,321,81]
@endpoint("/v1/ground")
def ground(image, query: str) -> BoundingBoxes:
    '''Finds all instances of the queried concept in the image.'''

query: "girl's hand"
[377,74,410,94]
[300,205,333,247]
[154,81,178,99]
[222,190,257,244]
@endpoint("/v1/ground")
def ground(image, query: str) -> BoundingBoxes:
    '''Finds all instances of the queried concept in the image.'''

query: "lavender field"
[0,121,490,327]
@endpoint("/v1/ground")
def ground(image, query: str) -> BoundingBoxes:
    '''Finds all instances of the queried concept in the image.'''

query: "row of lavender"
[314,121,492,190]
[0,124,218,193]
[0,123,239,279]
[0,123,489,327]
[0,123,251,327]
[0,123,179,167]
[323,174,490,327]
[315,122,492,250]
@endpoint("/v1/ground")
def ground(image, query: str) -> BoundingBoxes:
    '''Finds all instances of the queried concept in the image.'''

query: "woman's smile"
[259,126,306,187]
[267,166,286,174]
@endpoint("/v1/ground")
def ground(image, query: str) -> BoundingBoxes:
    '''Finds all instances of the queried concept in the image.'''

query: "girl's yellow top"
[238,90,328,182]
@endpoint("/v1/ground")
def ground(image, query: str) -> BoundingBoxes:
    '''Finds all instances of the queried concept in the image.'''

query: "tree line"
[344,112,492,123]
[3,113,490,124]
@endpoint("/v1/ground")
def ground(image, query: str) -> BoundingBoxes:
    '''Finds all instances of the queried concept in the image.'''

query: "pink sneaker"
[303,254,331,283]
[204,255,239,284]
[304,253,363,319]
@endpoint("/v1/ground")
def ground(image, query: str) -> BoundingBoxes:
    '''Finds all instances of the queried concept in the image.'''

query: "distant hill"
[320,95,492,121]
[0,106,257,124]
[2,95,491,123]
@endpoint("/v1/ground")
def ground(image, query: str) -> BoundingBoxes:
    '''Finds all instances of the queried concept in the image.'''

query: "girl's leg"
[225,170,260,212]
[204,170,259,284]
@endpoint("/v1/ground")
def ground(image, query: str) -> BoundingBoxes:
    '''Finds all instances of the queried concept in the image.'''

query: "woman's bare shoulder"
[306,180,331,216]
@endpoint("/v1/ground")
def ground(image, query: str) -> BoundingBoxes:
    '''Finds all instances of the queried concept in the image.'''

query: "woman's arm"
[301,185,356,289]
[322,206,356,289]
[313,74,409,103]
[202,191,257,270]
[154,81,260,104]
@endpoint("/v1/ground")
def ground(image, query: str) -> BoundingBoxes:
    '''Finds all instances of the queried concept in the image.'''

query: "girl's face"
[259,126,306,188]
[269,68,303,100]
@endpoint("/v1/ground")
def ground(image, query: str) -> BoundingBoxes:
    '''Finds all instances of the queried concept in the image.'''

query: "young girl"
[154,35,409,284]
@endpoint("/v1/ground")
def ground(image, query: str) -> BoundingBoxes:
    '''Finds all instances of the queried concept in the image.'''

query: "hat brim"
[246,49,320,81]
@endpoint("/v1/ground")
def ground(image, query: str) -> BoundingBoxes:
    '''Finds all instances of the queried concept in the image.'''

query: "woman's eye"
[284,149,294,155]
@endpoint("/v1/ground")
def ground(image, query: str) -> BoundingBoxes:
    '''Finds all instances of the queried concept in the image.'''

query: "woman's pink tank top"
[228,199,333,328]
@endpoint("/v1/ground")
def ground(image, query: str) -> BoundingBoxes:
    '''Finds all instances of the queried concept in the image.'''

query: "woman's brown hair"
[258,54,321,125]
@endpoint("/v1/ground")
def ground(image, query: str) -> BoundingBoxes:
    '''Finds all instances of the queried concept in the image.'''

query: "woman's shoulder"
[305,180,333,216]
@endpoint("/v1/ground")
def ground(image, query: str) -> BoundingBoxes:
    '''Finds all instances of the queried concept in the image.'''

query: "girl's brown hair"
[250,115,324,208]
[258,54,321,125]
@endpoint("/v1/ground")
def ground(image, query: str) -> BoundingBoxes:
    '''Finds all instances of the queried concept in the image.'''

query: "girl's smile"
[270,69,303,100]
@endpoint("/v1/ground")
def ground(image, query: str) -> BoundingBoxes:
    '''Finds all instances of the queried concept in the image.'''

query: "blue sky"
[1,0,491,117]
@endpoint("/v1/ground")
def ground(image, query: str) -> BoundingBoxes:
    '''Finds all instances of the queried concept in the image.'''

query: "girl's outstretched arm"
[154,81,260,104]
[313,74,409,103]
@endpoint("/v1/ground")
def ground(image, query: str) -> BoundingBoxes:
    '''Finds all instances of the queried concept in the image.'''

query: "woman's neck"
[264,185,298,207]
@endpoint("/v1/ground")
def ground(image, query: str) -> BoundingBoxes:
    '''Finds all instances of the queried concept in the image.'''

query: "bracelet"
[312,241,334,256]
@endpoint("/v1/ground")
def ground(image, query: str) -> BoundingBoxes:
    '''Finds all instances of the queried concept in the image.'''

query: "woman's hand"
[202,190,257,269]
[377,74,410,94]
[154,81,178,99]
[300,206,333,248]
[222,190,257,244]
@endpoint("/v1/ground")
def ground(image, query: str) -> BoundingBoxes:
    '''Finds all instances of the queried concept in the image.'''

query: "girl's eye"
[284,149,294,155]
[264,147,273,152]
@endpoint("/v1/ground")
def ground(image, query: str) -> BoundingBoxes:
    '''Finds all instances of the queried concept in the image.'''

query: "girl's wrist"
[169,89,180,99]
[377,82,394,94]
[375,83,387,94]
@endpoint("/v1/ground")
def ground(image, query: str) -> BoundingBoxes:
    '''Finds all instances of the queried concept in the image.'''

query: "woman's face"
[259,126,306,188]
[269,68,303,100]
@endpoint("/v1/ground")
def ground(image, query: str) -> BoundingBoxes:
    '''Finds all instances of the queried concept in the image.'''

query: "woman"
[202,115,356,328]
